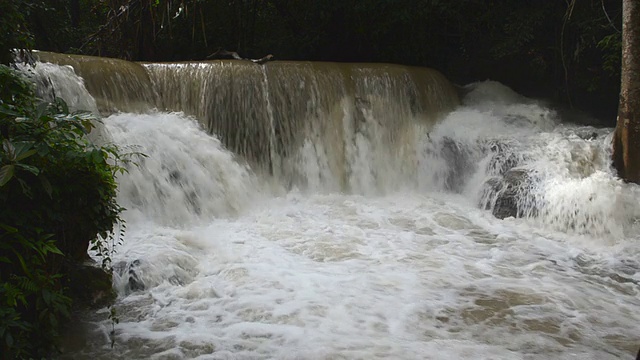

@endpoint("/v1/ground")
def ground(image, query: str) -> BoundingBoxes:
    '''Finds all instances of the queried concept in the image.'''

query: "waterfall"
[36,52,459,193]
[35,51,158,114]
[29,53,640,236]
[27,53,640,360]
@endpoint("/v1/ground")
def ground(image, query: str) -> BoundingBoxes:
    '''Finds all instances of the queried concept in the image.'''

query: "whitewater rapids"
[54,81,640,360]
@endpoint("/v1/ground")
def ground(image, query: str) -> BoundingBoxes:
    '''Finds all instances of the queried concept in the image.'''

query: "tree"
[613,0,640,183]
[0,0,33,65]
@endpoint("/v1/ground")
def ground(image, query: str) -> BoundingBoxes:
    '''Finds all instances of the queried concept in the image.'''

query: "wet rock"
[482,169,538,219]
[575,129,600,141]
[127,260,146,292]
[482,140,520,176]
[439,137,476,192]
[114,259,146,294]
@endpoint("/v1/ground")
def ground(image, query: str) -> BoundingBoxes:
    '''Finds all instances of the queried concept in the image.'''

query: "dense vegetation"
[7,0,624,123]
[0,64,126,358]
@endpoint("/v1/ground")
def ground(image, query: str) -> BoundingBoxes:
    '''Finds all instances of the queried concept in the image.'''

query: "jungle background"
[1,0,625,125]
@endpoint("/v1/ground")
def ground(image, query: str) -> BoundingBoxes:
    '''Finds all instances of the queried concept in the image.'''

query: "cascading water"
[35,51,158,114]
[18,61,99,114]
[424,81,640,237]
[144,60,458,193]
[26,56,640,359]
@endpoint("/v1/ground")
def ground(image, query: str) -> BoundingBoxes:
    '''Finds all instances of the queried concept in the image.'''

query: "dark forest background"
[2,0,624,124]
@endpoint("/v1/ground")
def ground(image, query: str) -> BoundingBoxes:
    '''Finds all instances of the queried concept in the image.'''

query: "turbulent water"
[26,58,640,359]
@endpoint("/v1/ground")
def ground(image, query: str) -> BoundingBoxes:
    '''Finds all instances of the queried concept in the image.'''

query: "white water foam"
[47,78,640,359]
[422,81,640,238]
[65,192,640,359]
[19,61,99,114]
[106,112,262,226]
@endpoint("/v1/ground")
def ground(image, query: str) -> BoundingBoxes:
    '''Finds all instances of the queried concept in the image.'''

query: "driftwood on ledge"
[206,49,274,64]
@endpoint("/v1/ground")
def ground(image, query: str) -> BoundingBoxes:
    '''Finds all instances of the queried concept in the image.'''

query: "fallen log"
[206,48,274,64]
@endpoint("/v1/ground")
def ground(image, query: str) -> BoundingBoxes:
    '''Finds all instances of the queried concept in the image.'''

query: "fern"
[1,283,25,307]
[14,276,38,293]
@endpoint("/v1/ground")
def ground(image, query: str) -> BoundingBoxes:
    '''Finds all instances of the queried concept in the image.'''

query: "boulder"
[113,259,146,295]
[481,169,538,219]
[439,137,476,192]
[483,139,520,176]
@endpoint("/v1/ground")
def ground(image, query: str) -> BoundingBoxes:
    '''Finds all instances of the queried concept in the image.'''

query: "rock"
[439,137,476,192]
[481,169,538,219]
[113,259,145,294]
[483,139,520,176]
[126,260,145,292]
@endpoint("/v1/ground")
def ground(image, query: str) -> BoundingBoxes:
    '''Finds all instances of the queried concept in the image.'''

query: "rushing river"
[27,56,640,359]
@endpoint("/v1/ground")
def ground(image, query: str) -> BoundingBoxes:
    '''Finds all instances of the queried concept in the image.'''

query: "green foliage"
[598,32,622,77]
[0,64,128,358]
[0,0,35,65]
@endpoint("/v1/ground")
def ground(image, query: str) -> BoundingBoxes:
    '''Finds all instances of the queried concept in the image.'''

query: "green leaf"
[10,250,30,277]
[2,139,15,160]
[42,289,52,306]
[15,148,36,161]
[0,224,17,233]
[16,163,39,176]
[34,101,49,120]
[81,118,95,133]
[55,98,69,114]
[42,241,63,256]
[13,141,36,161]
[16,178,31,196]
[0,105,20,117]
[40,176,52,197]
[36,143,50,157]
[91,149,104,164]
[0,165,15,186]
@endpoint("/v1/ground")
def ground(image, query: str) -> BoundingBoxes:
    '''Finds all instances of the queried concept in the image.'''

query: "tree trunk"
[613,0,640,183]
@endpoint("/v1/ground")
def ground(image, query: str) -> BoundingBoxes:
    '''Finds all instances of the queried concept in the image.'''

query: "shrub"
[0,64,126,358]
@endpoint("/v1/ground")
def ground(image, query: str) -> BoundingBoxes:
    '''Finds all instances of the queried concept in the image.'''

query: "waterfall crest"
[36,52,460,192]
[35,51,158,114]
[146,61,458,191]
